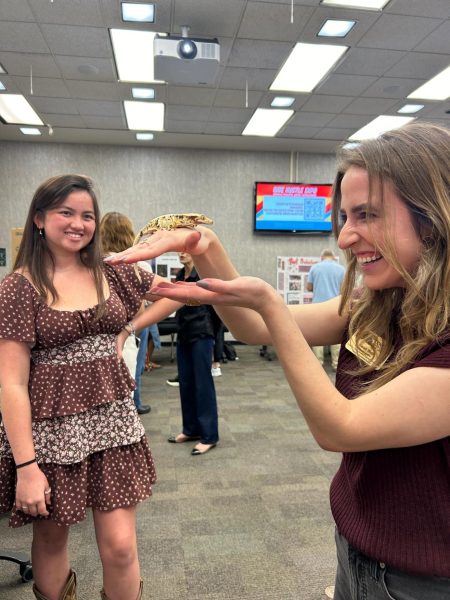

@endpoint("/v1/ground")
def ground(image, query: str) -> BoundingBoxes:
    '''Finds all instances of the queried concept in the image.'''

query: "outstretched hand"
[151,276,278,313]
[105,228,209,265]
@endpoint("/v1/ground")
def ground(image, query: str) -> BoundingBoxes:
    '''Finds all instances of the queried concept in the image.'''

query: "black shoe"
[166,376,179,387]
[137,405,151,414]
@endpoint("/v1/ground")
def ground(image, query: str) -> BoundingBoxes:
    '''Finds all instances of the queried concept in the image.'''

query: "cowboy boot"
[100,579,143,600]
[33,570,77,600]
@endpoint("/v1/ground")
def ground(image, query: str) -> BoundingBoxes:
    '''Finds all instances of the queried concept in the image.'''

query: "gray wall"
[0,141,339,285]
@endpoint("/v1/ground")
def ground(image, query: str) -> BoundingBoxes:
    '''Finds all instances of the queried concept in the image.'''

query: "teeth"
[358,255,380,264]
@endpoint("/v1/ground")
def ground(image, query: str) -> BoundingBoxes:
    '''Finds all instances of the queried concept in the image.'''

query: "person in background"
[166,252,219,455]
[100,211,151,415]
[144,324,161,371]
[306,249,345,370]
[0,176,170,600]
[210,307,225,377]
[108,122,450,599]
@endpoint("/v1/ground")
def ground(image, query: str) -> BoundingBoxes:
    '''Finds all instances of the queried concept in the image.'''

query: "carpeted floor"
[0,344,340,600]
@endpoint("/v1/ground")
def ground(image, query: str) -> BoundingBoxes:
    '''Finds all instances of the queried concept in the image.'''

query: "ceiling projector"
[154,33,220,85]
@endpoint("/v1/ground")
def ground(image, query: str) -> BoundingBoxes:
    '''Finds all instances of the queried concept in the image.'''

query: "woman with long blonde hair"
[108,122,450,599]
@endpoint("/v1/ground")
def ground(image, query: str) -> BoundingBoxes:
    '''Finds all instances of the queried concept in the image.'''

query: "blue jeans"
[177,337,218,445]
[334,529,450,600]
[133,327,149,409]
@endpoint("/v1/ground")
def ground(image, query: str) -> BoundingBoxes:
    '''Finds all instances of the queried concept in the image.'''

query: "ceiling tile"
[317,73,376,96]
[335,48,406,77]
[65,81,129,101]
[41,24,111,58]
[165,119,206,134]
[12,76,71,98]
[228,39,293,69]
[203,122,244,135]
[290,112,334,127]
[167,86,216,106]
[342,97,398,115]
[75,99,122,117]
[414,21,450,54]
[301,94,353,113]
[357,14,442,51]
[327,114,373,129]
[0,51,60,77]
[173,0,246,38]
[55,56,117,82]
[209,106,253,123]
[29,0,104,26]
[385,0,450,19]
[238,2,314,42]
[29,97,79,115]
[385,52,450,79]
[362,77,424,99]
[0,22,48,53]
[213,89,263,108]
[219,67,279,91]
[279,125,322,139]
[166,105,212,121]
[82,115,126,129]
[0,0,35,21]
[39,114,85,128]
[313,127,353,141]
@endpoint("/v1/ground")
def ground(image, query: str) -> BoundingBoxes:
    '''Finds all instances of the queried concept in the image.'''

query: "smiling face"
[34,190,96,257]
[337,166,422,290]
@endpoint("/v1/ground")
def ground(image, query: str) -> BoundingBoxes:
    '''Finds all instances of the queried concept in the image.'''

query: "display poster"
[154,252,182,282]
[10,228,24,267]
[154,253,183,318]
[277,256,320,305]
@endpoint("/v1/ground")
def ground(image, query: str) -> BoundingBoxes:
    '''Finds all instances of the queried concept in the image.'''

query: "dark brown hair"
[14,174,106,317]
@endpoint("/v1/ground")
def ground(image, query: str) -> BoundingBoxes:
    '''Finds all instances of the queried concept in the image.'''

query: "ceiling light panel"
[0,63,6,74]
[111,29,163,83]
[132,88,155,99]
[318,20,356,38]
[0,94,44,125]
[0,81,6,91]
[242,108,293,137]
[121,3,155,23]
[397,104,424,114]
[320,0,390,9]
[20,127,41,135]
[270,43,348,93]
[348,115,415,141]
[407,65,450,101]
[124,100,164,130]
[271,97,295,108]
[136,133,154,140]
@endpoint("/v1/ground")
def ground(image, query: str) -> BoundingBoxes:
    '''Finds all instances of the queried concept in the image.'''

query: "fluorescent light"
[407,65,450,101]
[136,133,154,141]
[0,64,6,74]
[0,94,44,125]
[121,3,154,23]
[20,127,41,136]
[318,20,356,38]
[0,81,6,91]
[124,100,164,130]
[348,115,415,141]
[242,108,293,137]
[132,87,155,99]
[271,96,295,108]
[111,29,164,83]
[320,0,390,9]
[270,43,348,93]
[397,104,424,114]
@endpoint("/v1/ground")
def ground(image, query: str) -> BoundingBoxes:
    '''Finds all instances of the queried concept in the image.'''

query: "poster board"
[10,228,24,267]
[277,256,320,305]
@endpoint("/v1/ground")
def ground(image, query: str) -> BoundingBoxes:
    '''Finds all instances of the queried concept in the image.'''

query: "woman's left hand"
[152,277,278,313]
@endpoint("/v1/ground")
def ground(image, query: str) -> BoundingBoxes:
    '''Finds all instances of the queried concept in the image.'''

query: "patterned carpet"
[0,344,340,600]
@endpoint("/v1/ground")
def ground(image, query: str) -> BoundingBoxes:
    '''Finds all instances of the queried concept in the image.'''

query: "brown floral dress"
[0,263,156,527]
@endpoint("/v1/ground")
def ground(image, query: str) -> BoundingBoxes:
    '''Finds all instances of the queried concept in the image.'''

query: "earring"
[39,228,45,239]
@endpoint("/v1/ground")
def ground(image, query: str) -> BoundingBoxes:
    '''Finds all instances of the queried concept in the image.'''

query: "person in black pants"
[167,252,219,455]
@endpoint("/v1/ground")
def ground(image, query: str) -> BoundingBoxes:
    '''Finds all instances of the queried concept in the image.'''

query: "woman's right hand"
[105,227,211,265]
[15,463,51,517]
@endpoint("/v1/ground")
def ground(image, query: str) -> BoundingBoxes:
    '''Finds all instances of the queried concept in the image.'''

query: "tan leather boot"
[100,579,143,600]
[33,571,77,600]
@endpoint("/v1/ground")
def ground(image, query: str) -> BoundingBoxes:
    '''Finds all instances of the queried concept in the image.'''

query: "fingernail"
[197,281,209,289]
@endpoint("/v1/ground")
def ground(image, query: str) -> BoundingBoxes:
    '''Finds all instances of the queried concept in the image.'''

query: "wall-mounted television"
[254,181,333,235]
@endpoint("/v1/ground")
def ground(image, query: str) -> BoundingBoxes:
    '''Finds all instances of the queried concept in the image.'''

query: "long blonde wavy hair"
[331,122,450,392]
